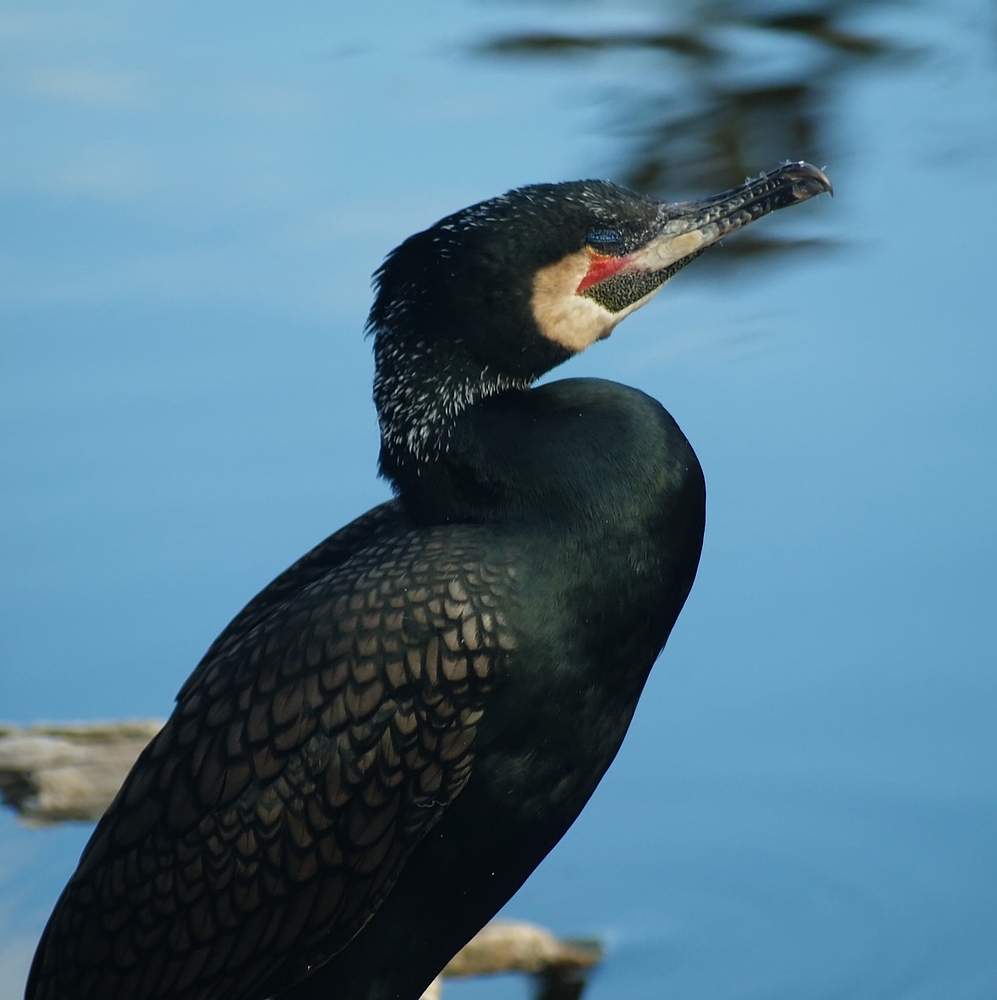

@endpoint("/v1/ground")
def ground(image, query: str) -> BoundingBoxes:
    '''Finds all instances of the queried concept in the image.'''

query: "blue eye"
[587,229,624,251]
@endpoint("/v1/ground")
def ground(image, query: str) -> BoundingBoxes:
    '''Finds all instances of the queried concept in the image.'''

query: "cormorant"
[26,162,831,1000]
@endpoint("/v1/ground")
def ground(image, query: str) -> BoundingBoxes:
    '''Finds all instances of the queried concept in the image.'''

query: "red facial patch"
[576,249,629,294]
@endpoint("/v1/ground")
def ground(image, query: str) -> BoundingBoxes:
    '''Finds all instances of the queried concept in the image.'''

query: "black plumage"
[26,162,830,1000]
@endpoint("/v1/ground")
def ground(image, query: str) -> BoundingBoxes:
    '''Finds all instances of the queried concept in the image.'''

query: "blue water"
[2,0,996,997]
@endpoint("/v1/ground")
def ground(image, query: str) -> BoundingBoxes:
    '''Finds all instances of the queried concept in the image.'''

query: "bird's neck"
[380,378,701,542]
[373,337,531,483]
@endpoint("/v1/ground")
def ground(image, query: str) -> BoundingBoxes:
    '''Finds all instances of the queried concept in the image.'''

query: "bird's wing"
[27,521,520,1000]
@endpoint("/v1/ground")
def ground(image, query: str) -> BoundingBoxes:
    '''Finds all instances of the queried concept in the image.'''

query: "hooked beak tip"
[783,161,834,199]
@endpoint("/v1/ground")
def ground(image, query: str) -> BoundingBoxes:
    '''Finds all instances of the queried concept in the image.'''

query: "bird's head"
[368,162,831,477]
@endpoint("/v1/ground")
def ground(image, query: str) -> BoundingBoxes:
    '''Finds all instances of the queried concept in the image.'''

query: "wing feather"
[27,514,520,1000]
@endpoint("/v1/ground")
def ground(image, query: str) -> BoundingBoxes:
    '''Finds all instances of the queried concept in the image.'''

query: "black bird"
[26,162,831,1000]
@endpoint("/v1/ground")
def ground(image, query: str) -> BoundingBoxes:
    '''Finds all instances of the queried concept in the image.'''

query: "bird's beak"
[626,161,833,276]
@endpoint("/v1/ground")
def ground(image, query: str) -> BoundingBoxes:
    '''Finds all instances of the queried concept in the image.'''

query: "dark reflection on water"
[478,0,914,263]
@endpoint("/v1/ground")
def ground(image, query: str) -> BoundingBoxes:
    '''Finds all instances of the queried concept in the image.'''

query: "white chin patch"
[530,248,665,353]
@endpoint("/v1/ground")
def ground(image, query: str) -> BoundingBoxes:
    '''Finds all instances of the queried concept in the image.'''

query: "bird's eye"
[586,229,624,253]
